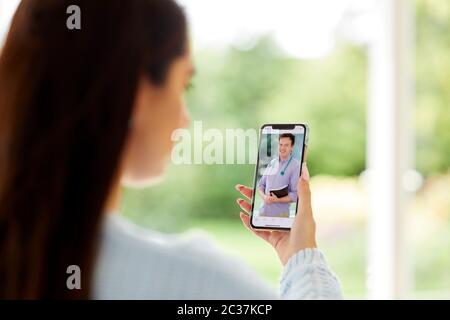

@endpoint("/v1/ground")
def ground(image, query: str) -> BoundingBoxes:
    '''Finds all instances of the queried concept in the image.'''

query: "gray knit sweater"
[93,214,343,299]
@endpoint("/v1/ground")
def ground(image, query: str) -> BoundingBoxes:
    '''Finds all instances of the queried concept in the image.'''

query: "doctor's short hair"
[279,133,295,146]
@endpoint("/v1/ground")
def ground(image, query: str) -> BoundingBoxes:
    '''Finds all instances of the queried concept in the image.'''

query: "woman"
[0,0,342,299]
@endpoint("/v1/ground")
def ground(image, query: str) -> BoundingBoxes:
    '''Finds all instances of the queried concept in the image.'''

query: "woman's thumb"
[297,163,312,217]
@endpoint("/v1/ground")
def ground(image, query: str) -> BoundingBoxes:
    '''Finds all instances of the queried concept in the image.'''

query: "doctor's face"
[120,49,194,187]
[278,137,294,159]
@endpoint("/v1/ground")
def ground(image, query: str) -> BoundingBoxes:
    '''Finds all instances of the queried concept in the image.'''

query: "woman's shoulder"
[97,214,232,269]
[92,214,277,299]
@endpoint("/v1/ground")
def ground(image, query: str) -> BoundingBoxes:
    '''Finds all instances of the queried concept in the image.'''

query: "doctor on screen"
[257,133,301,218]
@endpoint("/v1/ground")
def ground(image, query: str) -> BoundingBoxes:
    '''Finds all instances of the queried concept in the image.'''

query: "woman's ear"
[128,76,157,131]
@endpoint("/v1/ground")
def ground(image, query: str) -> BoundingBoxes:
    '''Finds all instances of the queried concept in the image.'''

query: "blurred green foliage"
[416,0,450,174]
[123,0,450,225]
[187,37,367,177]
[121,0,450,299]
[123,39,368,225]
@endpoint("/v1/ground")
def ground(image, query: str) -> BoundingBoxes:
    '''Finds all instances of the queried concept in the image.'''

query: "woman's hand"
[235,163,317,266]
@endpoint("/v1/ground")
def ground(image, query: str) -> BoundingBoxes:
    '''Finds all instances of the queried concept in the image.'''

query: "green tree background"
[121,0,450,298]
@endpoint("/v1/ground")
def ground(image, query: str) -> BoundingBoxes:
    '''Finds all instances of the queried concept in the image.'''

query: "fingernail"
[302,163,310,181]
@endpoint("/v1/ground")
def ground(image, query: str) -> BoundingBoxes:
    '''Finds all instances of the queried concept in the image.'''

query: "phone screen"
[251,124,307,230]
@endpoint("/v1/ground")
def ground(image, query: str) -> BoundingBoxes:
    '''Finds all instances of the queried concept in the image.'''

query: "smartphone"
[250,124,309,230]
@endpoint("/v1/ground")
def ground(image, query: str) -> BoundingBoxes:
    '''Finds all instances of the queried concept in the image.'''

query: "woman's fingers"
[239,212,271,242]
[236,197,251,213]
[239,211,251,230]
[235,184,253,200]
[296,162,312,218]
[235,184,292,258]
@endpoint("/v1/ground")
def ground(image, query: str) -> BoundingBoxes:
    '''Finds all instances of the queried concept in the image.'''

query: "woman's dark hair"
[279,133,295,146]
[0,0,187,299]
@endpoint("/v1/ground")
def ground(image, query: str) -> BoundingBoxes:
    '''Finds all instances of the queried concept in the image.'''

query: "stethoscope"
[268,154,293,176]
[280,155,293,176]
